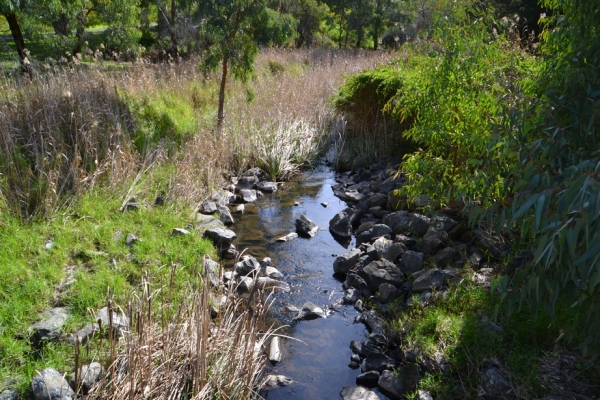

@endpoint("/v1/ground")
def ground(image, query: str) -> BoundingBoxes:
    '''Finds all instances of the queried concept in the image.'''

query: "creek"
[229,165,383,399]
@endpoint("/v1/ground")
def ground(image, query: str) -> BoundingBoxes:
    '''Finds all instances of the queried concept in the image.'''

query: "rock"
[125,233,138,246]
[70,362,102,394]
[333,249,362,274]
[256,277,291,292]
[343,288,363,304]
[216,205,234,225]
[412,269,447,292]
[233,204,245,214]
[370,237,405,262]
[359,260,403,292]
[32,368,75,400]
[363,353,395,373]
[240,189,258,203]
[237,276,254,295]
[257,181,278,193]
[402,363,421,392]
[204,257,221,288]
[481,363,513,399]
[356,224,393,245]
[468,251,483,269]
[122,198,138,212]
[30,308,69,346]
[343,190,365,202]
[212,190,237,205]
[171,228,190,236]
[417,390,434,400]
[263,374,293,387]
[350,340,380,358]
[294,302,327,320]
[431,212,459,232]
[295,215,318,237]
[264,266,283,279]
[378,283,402,304]
[476,231,510,258]
[275,232,298,242]
[505,250,534,275]
[344,273,372,298]
[66,323,99,345]
[97,307,129,332]
[398,251,424,274]
[340,386,380,400]
[201,199,218,214]
[433,247,460,268]
[269,337,282,364]
[378,370,405,400]
[377,176,402,193]
[368,193,388,208]
[406,291,432,306]
[329,211,353,239]
[221,244,238,260]
[394,234,417,248]
[321,202,328,207]
[154,193,165,206]
[356,222,375,235]
[410,214,431,236]
[195,214,225,231]
[356,371,380,388]
[235,257,260,276]
[204,227,237,245]
[358,312,385,335]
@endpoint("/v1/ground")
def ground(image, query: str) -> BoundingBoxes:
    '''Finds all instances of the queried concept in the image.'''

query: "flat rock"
[294,302,326,320]
[201,199,218,214]
[363,352,395,373]
[412,269,447,292]
[356,371,380,388]
[204,227,237,245]
[240,189,258,203]
[340,386,380,400]
[263,374,292,387]
[398,251,424,274]
[329,211,353,239]
[334,248,362,274]
[195,214,224,231]
[256,277,291,292]
[31,307,69,346]
[378,370,405,400]
[32,368,75,400]
[274,232,298,242]
[295,215,318,237]
[257,181,278,193]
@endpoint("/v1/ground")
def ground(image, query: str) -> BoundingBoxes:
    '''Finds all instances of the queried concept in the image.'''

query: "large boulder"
[32,368,75,400]
[398,251,424,274]
[330,211,353,239]
[359,260,403,292]
[334,249,362,275]
[295,215,318,237]
[363,353,395,373]
[356,371,381,388]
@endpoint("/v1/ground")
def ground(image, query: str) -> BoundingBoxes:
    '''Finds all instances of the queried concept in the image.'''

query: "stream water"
[229,165,384,399]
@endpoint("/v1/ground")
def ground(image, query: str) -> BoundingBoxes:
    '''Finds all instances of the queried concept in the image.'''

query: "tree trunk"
[373,28,379,50]
[4,11,25,61]
[217,57,229,132]
[170,0,178,57]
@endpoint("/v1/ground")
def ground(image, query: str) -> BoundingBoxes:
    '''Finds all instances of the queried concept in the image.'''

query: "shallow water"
[230,165,384,399]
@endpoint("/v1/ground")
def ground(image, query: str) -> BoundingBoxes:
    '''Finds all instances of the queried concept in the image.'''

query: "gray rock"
[235,257,260,276]
[412,269,447,292]
[212,190,237,205]
[204,257,221,288]
[216,205,234,225]
[295,215,318,237]
[125,233,138,246]
[344,273,372,298]
[171,228,190,236]
[344,190,365,202]
[233,204,245,214]
[263,374,293,387]
[394,234,417,248]
[122,200,138,212]
[422,227,448,255]
[236,276,254,295]
[97,307,129,332]
[402,363,421,392]
[274,232,298,242]
[378,283,402,304]
[221,244,238,260]
[240,189,258,203]
[363,353,395,373]
[431,212,459,232]
[476,231,510,258]
[378,370,405,400]
[204,227,237,245]
[201,199,218,214]
[32,368,75,400]
[31,308,69,346]
[359,260,403,292]
[66,323,99,345]
[368,193,388,208]
[371,237,405,262]
[264,266,283,279]
[334,249,362,275]
[356,224,393,245]
[481,363,513,399]
[341,386,380,400]
[343,288,363,304]
[70,362,102,394]
[399,251,424,274]
[329,211,353,239]
[294,302,327,320]
[433,247,460,268]
[256,277,291,292]
[356,371,380,388]
[356,222,375,235]
[257,181,278,193]
[377,176,402,193]
[417,390,434,400]
[468,251,483,269]
[195,214,225,231]
[406,291,432,306]
[410,214,431,236]
[0,388,18,400]
[269,337,282,364]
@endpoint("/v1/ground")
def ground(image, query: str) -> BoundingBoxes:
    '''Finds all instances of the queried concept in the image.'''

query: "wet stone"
[356,371,380,388]
[295,215,318,237]
[334,248,362,275]
[294,302,327,320]
[217,205,234,225]
[363,352,395,373]
[340,386,380,400]
[240,189,258,203]
[264,374,293,387]
[343,288,363,305]
[204,227,237,245]
[257,181,278,193]
[329,211,353,239]
[235,257,260,276]
[269,337,282,364]
[274,232,298,242]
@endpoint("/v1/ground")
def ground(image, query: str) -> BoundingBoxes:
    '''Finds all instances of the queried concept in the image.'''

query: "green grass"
[385,279,599,399]
[0,185,216,394]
